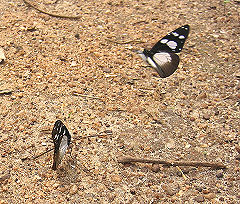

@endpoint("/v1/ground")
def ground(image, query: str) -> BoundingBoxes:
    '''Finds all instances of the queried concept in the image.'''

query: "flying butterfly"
[52,120,71,170]
[137,25,190,78]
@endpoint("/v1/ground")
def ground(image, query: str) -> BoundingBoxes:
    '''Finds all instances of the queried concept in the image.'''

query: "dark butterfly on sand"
[137,25,190,78]
[52,120,71,170]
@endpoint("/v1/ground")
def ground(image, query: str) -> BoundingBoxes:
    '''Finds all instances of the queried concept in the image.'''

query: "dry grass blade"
[23,0,81,19]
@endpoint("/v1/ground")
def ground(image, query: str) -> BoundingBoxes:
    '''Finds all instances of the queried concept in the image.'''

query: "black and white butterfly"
[52,120,71,170]
[137,25,190,78]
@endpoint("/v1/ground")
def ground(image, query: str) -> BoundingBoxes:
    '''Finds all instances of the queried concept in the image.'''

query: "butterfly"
[137,25,190,78]
[52,120,71,170]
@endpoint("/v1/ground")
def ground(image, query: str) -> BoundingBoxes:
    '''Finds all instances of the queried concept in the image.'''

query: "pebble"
[203,113,210,120]
[111,175,121,183]
[216,171,224,178]
[70,185,78,195]
[102,67,111,73]
[204,193,216,200]
[162,183,179,196]
[151,164,160,173]
[194,195,205,202]
[198,93,207,99]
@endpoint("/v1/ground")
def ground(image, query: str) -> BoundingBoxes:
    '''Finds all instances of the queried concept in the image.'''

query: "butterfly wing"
[150,25,190,53]
[152,52,180,78]
[52,120,71,170]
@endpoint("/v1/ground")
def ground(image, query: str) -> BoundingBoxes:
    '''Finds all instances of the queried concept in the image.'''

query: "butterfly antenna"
[22,148,54,161]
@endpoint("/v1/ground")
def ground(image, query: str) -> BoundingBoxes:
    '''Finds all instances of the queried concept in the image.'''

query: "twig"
[23,0,81,19]
[118,157,227,169]
[176,166,187,180]
[105,38,145,45]
[72,92,102,99]
[80,132,113,139]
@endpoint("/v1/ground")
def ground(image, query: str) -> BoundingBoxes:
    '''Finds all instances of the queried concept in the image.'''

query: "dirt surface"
[0,0,239,203]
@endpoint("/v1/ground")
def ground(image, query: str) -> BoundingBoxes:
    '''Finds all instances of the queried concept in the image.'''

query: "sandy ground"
[0,0,239,203]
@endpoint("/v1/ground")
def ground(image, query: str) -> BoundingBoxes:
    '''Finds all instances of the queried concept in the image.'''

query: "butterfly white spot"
[147,57,158,69]
[179,35,185,39]
[172,32,179,37]
[160,39,168,44]
[153,52,172,67]
[166,41,177,49]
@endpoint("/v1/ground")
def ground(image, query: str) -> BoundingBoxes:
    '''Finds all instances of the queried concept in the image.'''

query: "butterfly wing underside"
[152,52,180,78]
[52,120,71,170]
[150,25,190,53]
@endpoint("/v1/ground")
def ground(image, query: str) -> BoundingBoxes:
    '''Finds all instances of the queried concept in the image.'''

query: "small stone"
[216,171,224,178]
[102,67,111,73]
[70,185,78,195]
[0,200,8,204]
[70,61,77,67]
[68,82,77,88]
[198,93,207,99]
[190,117,196,121]
[194,195,205,202]
[202,189,210,194]
[165,139,175,149]
[204,193,216,200]
[152,164,160,173]
[58,185,67,192]
[0,47,6,64]
[75,33,80,39]
[111,175,121,182]
[19,125,24,131]
[162,183,179,196]
[203,113,210,120]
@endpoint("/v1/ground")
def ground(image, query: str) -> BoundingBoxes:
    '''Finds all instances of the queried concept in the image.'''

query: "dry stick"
[118,157,227,169]
[22,0,81,19]
[80,132,113,139]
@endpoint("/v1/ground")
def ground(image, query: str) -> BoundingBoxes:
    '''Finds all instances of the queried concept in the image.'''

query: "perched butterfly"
[52,120,71,170]
[137,25,190,78]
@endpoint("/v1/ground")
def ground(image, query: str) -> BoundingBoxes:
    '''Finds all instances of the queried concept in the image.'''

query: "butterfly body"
[138,25,190,78]
[52,120,71,170]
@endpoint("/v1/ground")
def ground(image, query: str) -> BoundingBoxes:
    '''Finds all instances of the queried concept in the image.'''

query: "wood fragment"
[118,157,227,169]
[23,0,81,19]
